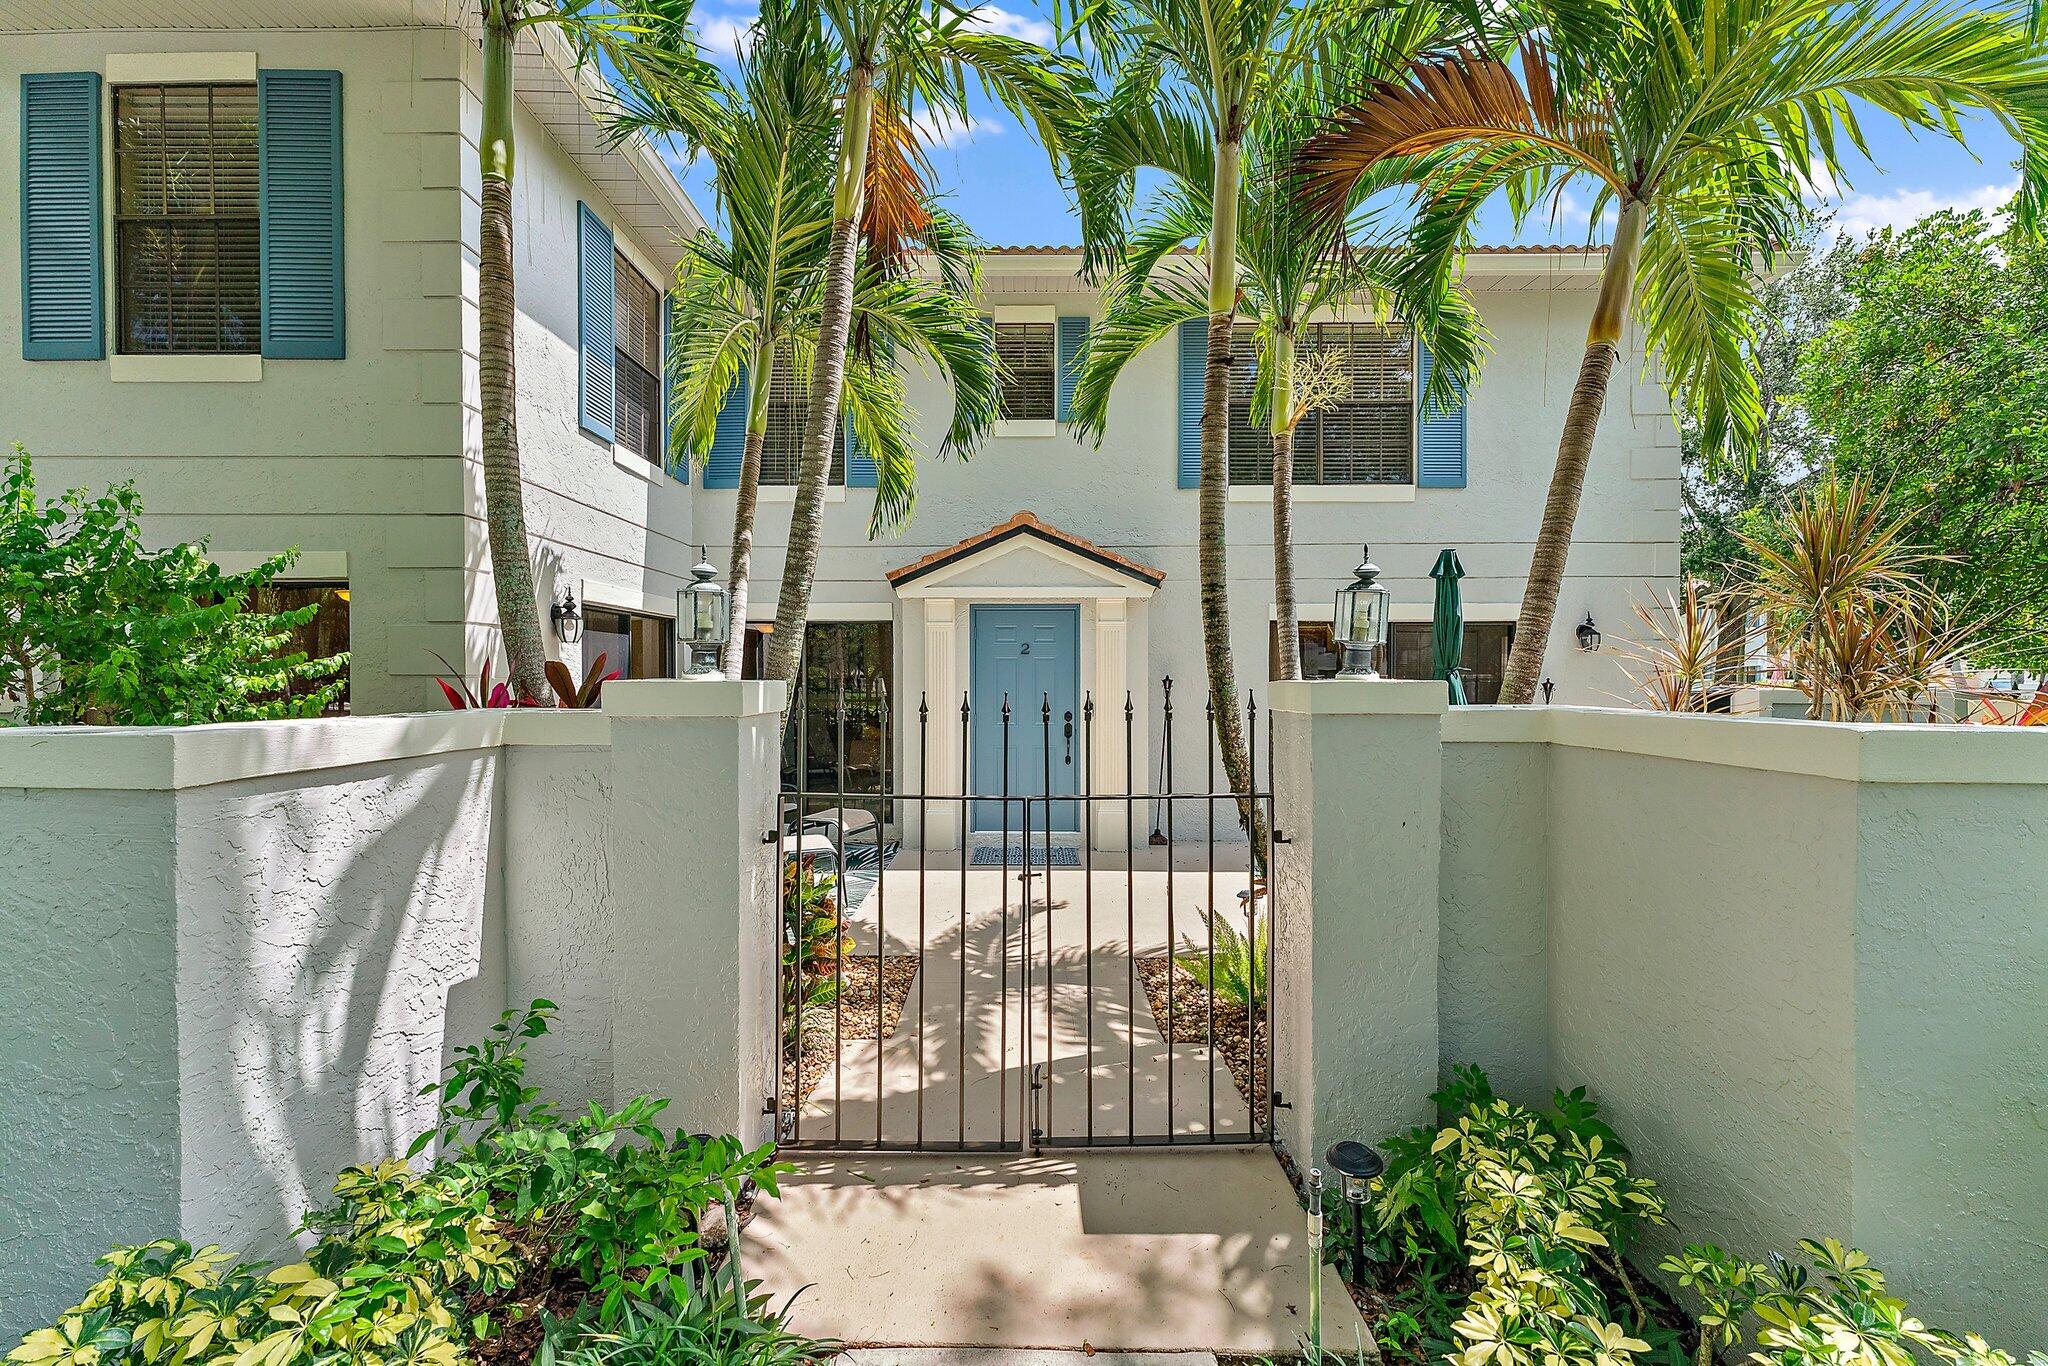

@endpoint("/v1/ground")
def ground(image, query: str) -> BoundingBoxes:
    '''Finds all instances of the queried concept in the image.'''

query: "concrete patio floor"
[799,848,1268,1147]
[749,1149,1372,1357]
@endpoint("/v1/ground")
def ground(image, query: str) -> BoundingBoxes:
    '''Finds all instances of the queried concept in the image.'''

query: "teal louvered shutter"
[704,364,747,487]
[1176,319,1205,488]
[258,70,344,358]
[1056,315,1087,422]
[661,290,685,482]
[20,72,104,361]
[576,202,616,441]
[845,426,877,488]
[1416,337,1468,488]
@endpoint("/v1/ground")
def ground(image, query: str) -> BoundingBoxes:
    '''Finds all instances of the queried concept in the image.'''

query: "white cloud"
[1816,180,2015,241]
[691,7,756,61]
[908,104,1004,150]
[962,4,1058,46]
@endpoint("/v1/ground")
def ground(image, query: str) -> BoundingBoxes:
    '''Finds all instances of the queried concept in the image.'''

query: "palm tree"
[476,0,716,700]
[637,4,1003,674]
[760,0,1089,684]
[1291,0,2048,702]
[1061,0,1379,804]
[1070,38,1485,687]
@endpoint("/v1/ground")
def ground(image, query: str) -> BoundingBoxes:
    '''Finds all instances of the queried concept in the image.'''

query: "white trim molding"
[1230,484,1417,504]
[107,52,258,83]
[210,550,349,580]
[110,355,263,384]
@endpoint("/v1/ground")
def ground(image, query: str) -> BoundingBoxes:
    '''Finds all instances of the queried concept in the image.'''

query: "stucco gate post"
[604,680,788,1146]
[1268,679,1447,1168]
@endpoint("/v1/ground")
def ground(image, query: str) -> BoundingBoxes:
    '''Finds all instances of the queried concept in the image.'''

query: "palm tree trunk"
[478,12,551,703]
[1499,200,1647,705]
[1271,326,1300,682]
[1200,136,1265,851]
[722,426,767,677]
[765,64,876,685]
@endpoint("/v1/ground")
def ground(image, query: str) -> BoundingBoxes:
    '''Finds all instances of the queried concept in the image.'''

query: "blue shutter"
[661,290,685,481]
[1176,319,1205,488]
[1056,314,1087,422]
[20,72,104,361]
[576,202,616,441]
[704,364,747,487]
[1416,337,1468,488]
[259,70,344,358]
[845,427,877,487]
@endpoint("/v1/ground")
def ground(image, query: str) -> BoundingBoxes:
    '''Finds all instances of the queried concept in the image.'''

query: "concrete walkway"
[804,849,1266,1148]
[750,1148,1372,1357]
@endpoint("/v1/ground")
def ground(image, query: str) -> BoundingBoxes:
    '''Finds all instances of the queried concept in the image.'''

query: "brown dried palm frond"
[860,100,935,277]
[1290,45,1617,226]
[1616,580,1748,712]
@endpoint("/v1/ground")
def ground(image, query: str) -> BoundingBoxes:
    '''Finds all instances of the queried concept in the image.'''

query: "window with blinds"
[996,322,1056,421]
[760,345,846,485]
[113,83,260,355]
[613,253,662,464]
[1228,322,1416,485]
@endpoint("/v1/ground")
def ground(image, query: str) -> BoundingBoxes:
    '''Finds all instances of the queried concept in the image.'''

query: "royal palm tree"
[631,1,1002,674]
[760,0,1089,684]
[476,0,716,700]
[1292,0,2048,702]
[1061,0,1382,804]
[1070,33,1485,686]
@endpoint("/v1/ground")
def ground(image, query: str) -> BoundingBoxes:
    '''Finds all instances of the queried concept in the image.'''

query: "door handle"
[1063,711,1074,765]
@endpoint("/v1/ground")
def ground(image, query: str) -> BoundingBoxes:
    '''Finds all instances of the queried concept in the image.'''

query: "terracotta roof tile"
[887,511,1166,588]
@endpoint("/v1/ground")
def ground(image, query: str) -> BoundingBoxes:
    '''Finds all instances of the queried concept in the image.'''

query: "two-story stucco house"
[3,5,1680,815]
[4,0,709,714]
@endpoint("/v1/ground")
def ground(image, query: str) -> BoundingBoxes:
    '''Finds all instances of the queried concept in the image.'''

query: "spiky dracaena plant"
[473,0,718,701]
[1616,579,1747,711]
[611,0,1000,674]
[1291,0,2048,703]
[758,0,1090,685]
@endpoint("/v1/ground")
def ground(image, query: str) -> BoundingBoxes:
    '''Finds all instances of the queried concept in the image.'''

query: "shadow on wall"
[175,751,502,1259]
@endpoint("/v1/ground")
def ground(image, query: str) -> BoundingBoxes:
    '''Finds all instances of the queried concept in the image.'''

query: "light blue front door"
[971,605,1081,831]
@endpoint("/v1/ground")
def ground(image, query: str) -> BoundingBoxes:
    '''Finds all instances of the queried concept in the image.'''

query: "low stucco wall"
[0,694,773,1339]
[1439,708,2048,1349]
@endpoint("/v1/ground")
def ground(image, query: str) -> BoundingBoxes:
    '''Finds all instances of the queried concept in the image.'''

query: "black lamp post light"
[678,549,731,678]
[1327,1139,1386,1288]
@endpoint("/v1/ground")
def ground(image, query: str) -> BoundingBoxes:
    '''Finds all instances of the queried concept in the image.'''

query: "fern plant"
[1174,910,1268,1013]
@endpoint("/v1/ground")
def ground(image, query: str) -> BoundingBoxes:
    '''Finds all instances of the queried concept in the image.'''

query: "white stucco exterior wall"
[0,17,704,714]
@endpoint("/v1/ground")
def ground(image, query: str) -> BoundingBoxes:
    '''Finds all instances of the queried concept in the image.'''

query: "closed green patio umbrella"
[1430,549,1467,705]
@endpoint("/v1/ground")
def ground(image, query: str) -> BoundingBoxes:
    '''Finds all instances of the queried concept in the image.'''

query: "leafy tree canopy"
[1798,207,2048,670]
[1,446,347,726]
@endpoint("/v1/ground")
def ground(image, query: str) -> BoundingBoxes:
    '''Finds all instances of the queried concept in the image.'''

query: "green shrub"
[1174,909,1268,1012]
[1,444,345,725]
[6,1001,824,1366]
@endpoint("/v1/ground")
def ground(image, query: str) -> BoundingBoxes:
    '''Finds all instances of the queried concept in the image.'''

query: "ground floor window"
[1272,619,1514,704]
[748,622,894,813]
[250,581,350,713]
[584,606,674,681]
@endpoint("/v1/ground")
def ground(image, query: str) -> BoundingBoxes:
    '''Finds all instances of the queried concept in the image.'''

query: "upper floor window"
[1229,322,1415,485]
[113,82,260,355]
[613,253,662,465]
[996,321,1056,421]
[760,345,846,486]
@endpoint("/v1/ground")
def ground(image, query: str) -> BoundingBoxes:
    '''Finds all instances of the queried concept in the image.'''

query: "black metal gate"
[774,677,1276,1153]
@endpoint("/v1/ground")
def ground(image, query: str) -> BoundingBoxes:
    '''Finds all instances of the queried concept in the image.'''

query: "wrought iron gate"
[774,677,1277,1153]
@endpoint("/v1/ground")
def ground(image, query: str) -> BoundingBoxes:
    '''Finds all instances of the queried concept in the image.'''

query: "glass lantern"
[678,551,730,677]
[1333,545,1391,678]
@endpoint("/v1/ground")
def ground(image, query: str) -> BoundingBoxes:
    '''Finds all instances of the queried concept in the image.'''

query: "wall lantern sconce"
[551,588,583,645]
[1333,545,1391,679]
[1576,612,1602,653]
[1326,1139,1386,1286]
[678,550,731,677]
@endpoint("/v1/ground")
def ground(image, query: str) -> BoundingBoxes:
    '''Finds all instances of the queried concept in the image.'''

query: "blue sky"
[661,0,2027,247]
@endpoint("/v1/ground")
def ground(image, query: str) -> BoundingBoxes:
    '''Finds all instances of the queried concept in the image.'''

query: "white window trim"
[760,485,848,503]
[613,442,664,481]
[1281,603,1521,623]
[102,57,264,379]
[997,419,1059,440]
[209,550,348,578]
[579,577,677,623]
[1229,483,1415,503]
[112,355,263,384]
[107,52,257,83]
